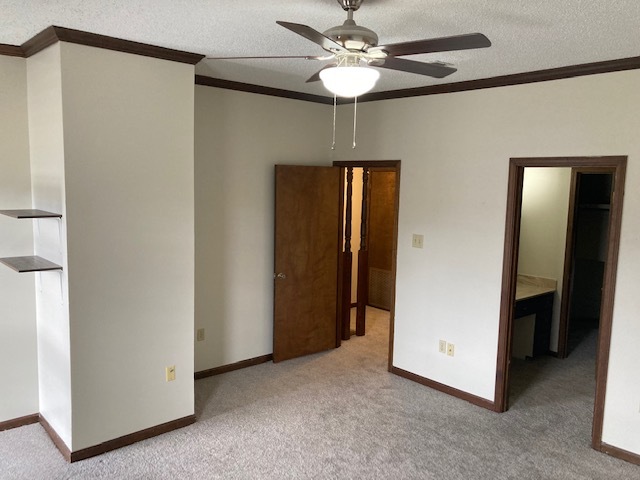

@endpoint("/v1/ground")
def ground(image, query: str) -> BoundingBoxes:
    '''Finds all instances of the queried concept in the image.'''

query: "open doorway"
[272,161,400,369]
[495,156,626,453]
[333,160,400,372]
[510,167,571,362]
[558,170,613,358]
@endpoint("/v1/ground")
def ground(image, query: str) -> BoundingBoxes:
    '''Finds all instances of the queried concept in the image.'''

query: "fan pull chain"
[352,96,358,149]
[331,94,337,150]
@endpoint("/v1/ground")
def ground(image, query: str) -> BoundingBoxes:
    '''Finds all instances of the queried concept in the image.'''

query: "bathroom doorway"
[494,156,627,453]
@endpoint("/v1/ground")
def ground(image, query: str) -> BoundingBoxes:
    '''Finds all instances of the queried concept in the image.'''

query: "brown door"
[273,165,342,362]
[367,169,397,311]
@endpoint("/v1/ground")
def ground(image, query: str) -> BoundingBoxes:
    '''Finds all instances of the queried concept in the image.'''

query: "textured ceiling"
[2,0,639,97]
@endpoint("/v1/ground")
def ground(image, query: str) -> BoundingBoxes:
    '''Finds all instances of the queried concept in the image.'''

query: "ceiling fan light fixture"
[319,65,379,98]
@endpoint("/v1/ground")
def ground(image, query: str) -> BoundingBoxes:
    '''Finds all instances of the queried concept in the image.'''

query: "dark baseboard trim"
[195,75,333,105]
[39,415,72,462]
[16,26,203,64]
[0,413,39,431]
[69,415,196,462]
[0,44,25,57]
[391,366,495,411]
[599,442,640,466]
[195,354,273,379]
[40,413,196,463]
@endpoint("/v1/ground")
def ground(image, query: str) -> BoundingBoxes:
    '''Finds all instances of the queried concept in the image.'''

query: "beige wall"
[60,43,196,450]
[16,42,196,451]
[329,70,640,454]
[194,85,333,372]
[0,56,39,423]
[195,70,640,455]
[5,43,640,458]
[518,167,571,351]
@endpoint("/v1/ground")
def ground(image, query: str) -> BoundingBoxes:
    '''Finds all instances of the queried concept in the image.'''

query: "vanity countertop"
[515,274,556,301]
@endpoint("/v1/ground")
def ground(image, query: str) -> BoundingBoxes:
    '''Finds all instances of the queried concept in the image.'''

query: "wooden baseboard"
[40,414,196,463]
[39,415,72,461]
[195,354,273,380]
[391,366,496,411]
[69,415,195,462]
[599,442,640,466]
[0,413,39,432]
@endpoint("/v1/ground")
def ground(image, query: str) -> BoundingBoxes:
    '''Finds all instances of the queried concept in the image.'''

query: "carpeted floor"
[1,307,639,479]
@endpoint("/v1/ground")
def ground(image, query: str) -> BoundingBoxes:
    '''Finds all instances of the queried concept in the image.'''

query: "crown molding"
[0,43,25,57]
[7,26,203,64]
[3,26,639,102]
[357,55,640,102]
[195,75,335,105]
[196,54,640,104]
[20,26,58,57]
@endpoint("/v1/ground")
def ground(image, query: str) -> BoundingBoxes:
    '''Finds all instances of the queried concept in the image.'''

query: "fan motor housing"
[323,20,378,51]
[338,0,363,11]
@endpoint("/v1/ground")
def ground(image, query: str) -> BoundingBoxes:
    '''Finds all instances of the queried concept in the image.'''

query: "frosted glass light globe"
[319,66,380,98]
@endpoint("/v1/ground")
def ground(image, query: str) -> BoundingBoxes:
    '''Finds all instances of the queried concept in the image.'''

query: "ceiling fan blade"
[372,33,491,57]
[276,21,347,52]
[305,64,337,83]
[206,55,327,60]
[377,57,457,78]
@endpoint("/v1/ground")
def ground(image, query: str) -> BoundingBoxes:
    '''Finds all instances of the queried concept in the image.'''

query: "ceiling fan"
[207,0,491,97]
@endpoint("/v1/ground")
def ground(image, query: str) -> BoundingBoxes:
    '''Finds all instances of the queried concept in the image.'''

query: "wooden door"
[367,169,397,311]
[274,165,342,362]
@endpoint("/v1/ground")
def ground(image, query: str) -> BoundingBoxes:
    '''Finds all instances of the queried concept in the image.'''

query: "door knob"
[274,272,287,280]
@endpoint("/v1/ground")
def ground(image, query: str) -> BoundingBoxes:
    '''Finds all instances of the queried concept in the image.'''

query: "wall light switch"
[166,365,176,382]
[412,234,424,249]
[447,343,455,357]
[197,328,205,341]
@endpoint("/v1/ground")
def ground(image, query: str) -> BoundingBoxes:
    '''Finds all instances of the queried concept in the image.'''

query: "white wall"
[518,167,571,351]
[26,43,72,445]
[10,40,640,457]
[194,86,333,372]
[59,42,195,451]
[0,56,39,423]
[330,70,640,454]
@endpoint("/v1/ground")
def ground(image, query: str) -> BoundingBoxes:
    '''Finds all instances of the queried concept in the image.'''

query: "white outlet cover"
[447,343,455,357]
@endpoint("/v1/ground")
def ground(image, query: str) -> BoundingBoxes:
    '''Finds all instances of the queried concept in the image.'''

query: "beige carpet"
[1,307,639,479]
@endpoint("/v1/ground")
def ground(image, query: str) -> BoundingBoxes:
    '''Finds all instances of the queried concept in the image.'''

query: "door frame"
[494,156,626,451]
[333,160,401,372]
[556,167,615,359]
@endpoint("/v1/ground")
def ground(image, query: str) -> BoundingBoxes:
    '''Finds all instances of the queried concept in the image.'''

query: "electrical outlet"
[166,365,176,382]
[197,328,205,341]
[447,343,455,357]
[439,339,446,354]
[412,234,424,249]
